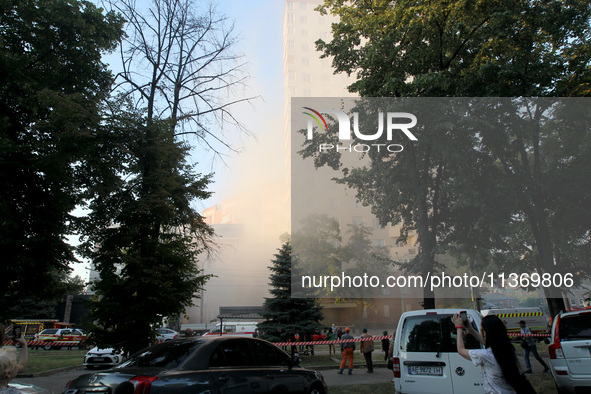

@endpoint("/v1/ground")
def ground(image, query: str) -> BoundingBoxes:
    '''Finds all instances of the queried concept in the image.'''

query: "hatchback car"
[64,337,327,394]
[548,309,591,393]
[84,347,125,369]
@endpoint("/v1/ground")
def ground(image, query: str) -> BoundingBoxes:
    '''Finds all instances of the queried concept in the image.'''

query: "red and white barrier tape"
[2,340,85,346]
[273,335,393,347]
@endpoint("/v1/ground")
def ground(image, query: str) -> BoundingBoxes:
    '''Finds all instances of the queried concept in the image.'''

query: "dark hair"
[481,315,521,390]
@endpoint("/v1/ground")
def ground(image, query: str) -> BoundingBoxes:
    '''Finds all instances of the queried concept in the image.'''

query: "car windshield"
[559,313,591,341]
[116,340,204,370]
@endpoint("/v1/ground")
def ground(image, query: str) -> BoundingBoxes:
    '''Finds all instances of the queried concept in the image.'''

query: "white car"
[392,309,484,394]
[548,309,591,393]
[156,327,179,341]
[84,347,125,369]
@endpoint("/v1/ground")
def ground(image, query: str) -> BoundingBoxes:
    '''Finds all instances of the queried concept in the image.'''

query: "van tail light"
[129,376,158,394]
[548,314,563,359]
[393,357,401,378]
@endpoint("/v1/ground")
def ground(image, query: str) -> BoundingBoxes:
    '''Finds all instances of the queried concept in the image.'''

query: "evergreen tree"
[259,243,324,343]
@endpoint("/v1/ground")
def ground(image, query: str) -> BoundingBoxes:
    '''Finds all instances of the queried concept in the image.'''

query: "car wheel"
[43,343,53,351]
[308,383,325,394]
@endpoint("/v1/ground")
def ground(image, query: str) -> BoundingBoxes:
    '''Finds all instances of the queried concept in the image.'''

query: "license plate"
[93,358,105,362]
[408,366,443,376]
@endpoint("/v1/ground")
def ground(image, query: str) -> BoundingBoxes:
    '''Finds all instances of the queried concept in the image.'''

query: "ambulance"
[203,321,258,337]
[481,307,549,337]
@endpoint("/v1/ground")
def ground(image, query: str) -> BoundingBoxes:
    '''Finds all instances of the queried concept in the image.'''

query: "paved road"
[17,365,394,393]
[16,368,86,393]
[322,365,394,387]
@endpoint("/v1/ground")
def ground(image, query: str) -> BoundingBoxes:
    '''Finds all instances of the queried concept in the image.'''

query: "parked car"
[9,381,50,393]
[156,327,179,341]
[548,309,591,393]
[35,328,87,350]
[392,309,484,394]
[64,337,327,394]
[84,347,125,369]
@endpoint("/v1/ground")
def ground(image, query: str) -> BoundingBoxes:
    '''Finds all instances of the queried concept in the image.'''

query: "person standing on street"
[327,327,335,356]
[360,328,374,373]
[519,320,549,373]
[338,327,355,375]
[381,330,390,361]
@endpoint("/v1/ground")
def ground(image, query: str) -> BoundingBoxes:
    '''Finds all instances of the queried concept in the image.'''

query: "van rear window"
[401,315,480,352]
[401,316,442,352]
[559,313,591,341]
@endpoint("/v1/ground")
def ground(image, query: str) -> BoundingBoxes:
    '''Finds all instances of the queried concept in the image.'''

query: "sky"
[72,0,288,279]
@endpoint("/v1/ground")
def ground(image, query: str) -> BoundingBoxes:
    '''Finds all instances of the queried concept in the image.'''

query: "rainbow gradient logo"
[302,107,417,142]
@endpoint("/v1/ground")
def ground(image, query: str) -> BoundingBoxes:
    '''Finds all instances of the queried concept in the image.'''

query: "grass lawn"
[17,348,86,375]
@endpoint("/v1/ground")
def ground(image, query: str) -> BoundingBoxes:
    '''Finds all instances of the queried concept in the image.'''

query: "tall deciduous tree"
[83,0,252,352]
[0,0,123,321]
[311,0,591,314]
[259,243,324,343]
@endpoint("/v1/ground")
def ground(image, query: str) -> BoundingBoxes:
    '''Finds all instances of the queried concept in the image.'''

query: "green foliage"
[80,101,214,354]
[317,0,591,97]
[0,0,124,321]
[312,0,591,313]
[259,243,324,343]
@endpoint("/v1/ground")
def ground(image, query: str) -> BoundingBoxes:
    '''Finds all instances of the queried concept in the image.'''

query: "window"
[286,13,295,22]
[219,340,255,367]
[401,315,480,353]
[401,316,441,352]
[209,346,227,368]
[352,216,364,227]
[558,313,591,341]
[118,340,204,369]
[372,218,381,230]
[373,239,385,247]
[250,340,290,367]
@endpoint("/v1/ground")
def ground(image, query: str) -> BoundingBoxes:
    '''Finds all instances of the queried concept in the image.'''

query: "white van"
[202,321,258,337]
[392,309,484,394]
[481,307,548,336]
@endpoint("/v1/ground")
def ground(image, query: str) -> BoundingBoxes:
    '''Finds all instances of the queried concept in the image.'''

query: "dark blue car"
[63,336,327,394]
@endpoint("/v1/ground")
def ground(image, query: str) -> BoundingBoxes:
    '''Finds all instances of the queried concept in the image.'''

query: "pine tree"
[259,243,324,343]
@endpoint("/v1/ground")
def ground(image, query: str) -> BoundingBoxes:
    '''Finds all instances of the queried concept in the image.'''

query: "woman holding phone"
[452,313,535,394]
[0,332,28,392]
